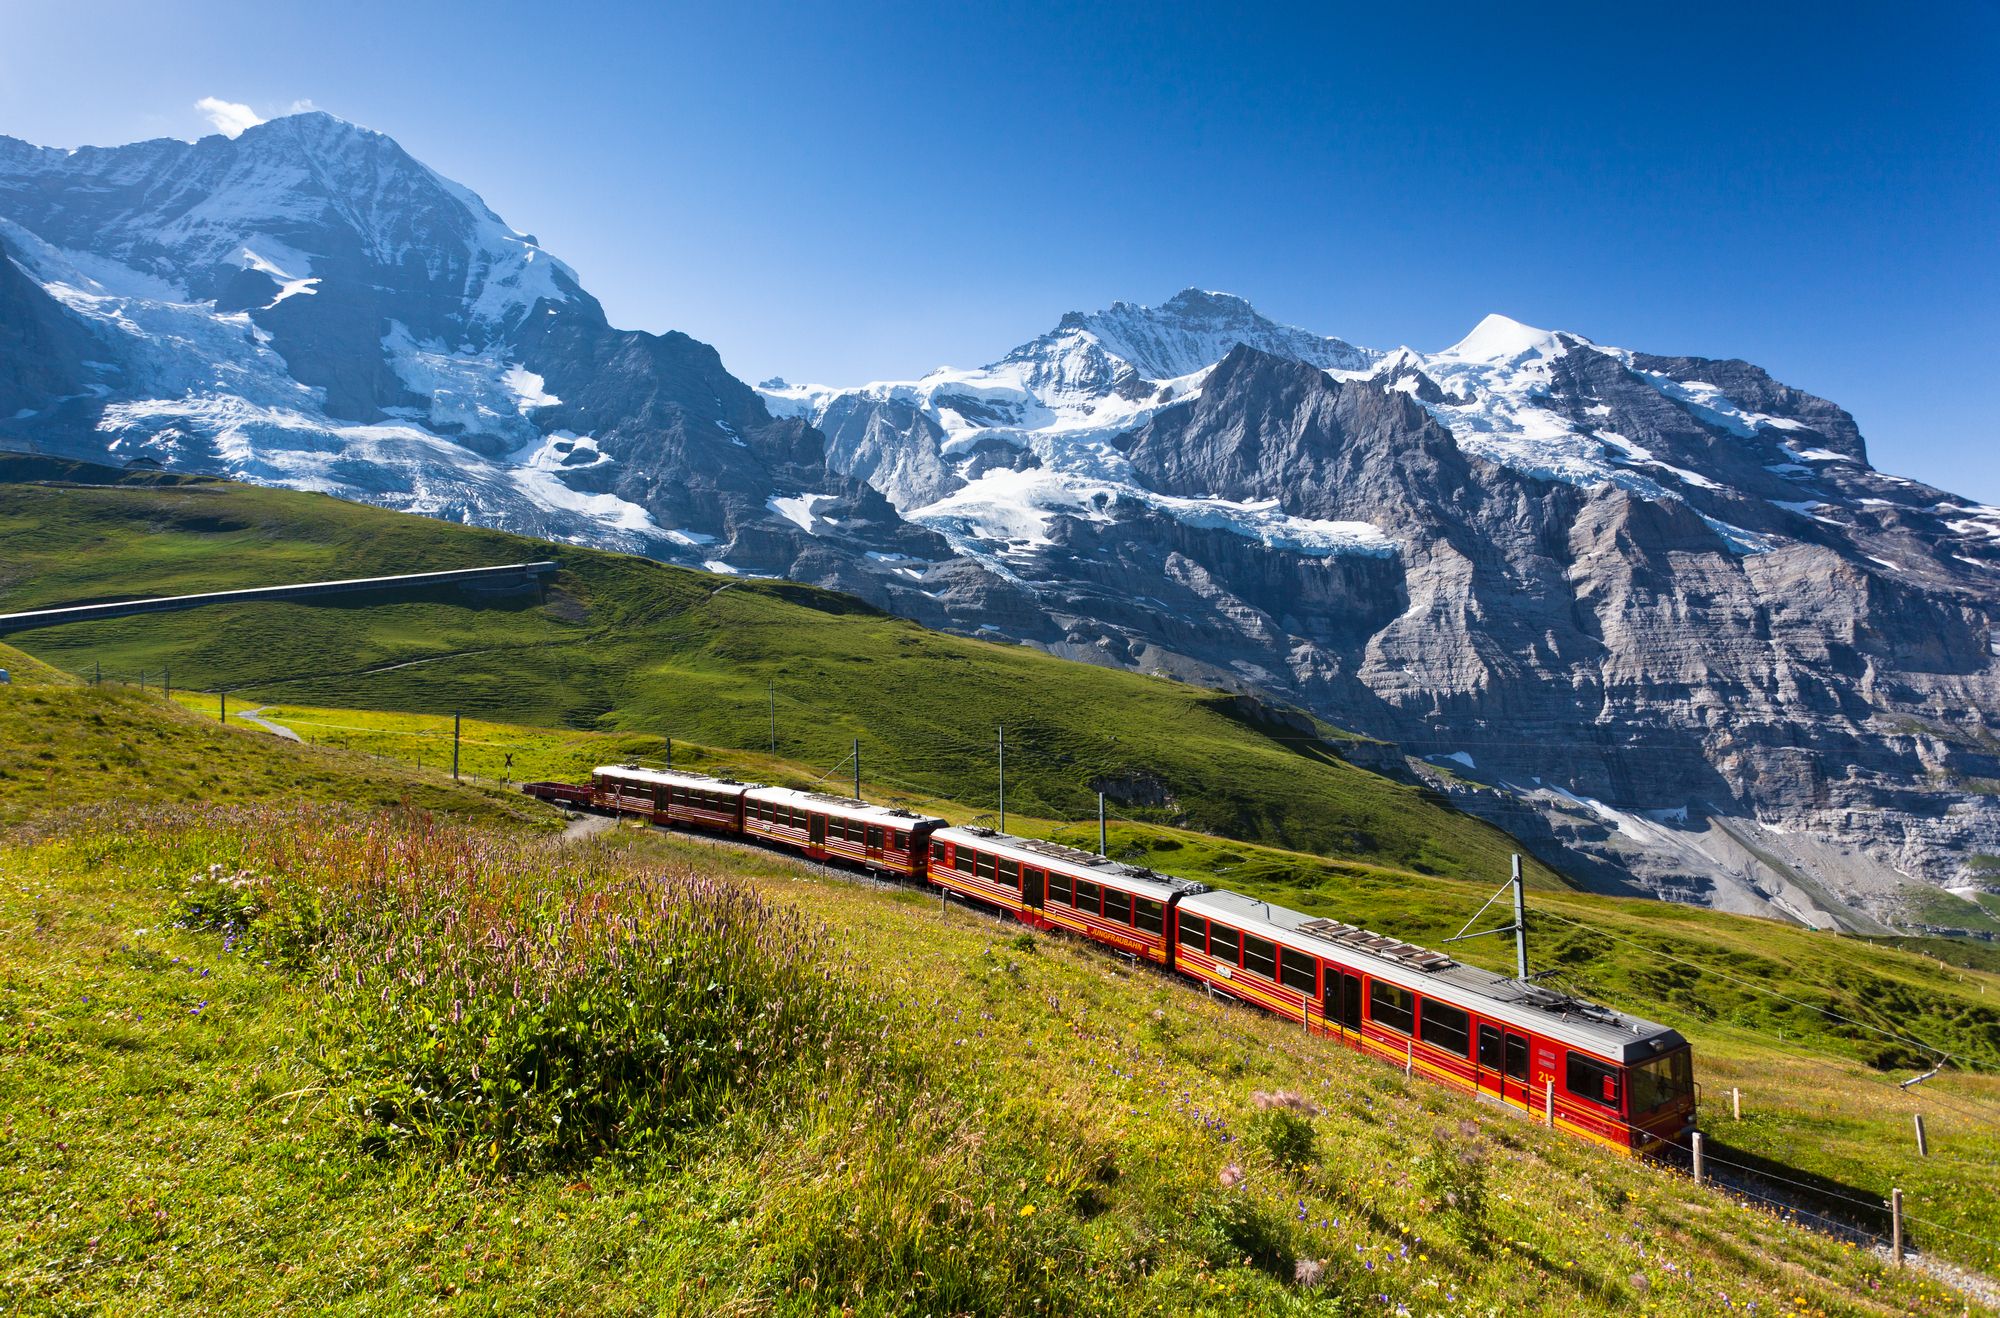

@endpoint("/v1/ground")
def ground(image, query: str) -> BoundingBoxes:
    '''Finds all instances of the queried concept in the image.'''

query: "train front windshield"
[1629,1048,1694,1114]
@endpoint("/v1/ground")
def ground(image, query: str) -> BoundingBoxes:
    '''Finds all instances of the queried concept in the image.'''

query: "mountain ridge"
[4,110,1999,931]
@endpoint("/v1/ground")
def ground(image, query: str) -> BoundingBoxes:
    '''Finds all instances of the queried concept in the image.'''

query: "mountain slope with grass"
[0,724,1992,1313]
[0,454,1558,887]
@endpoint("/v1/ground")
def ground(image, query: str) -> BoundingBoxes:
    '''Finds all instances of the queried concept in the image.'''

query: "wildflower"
[1294,1258,1325,1287]
[1218,1162,1245,1189]
[1018,1204,1036,1218]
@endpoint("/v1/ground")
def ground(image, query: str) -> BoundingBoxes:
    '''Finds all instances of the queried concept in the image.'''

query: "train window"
[1368,981,1415,1035]
[1103,888,1132,924]
[998,859,1020,889]
[1278,948,1318,994]
[1134,898,1164,935]
[1177,911,1208,951]
[931,840,948,863]
[974,852,996,880]
[1048,869,1073,904]
[1478,1025,1503,1072]
[1504,1033,1529,1082]
[954,846,974,874]
[1419,1000,1471,1058]
[890,831,907,852]
[1566,1053,1622,1110]
[1209,923,1241,964]
[1074,880,1101,913]
[1242,935,1277,980]
[1629,1049,1693,1113]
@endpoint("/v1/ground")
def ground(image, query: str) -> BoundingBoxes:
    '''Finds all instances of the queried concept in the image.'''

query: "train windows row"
[749,800,807,829]
[666,786,733,810]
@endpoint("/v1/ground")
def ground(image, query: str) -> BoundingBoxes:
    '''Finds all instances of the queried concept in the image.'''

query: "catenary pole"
[997,726,1006,833]
[1512,854,1529,980]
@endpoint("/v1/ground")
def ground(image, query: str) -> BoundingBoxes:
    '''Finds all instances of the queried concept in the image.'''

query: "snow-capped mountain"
[767,294,2000,930]
[6,110,2000,931]
[0,112,940,584]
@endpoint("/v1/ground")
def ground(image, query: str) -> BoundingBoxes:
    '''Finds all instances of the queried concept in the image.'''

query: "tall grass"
[46,804,881,1170]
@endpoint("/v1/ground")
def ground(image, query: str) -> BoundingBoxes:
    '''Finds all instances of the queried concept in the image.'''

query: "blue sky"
[5,1,1995,496]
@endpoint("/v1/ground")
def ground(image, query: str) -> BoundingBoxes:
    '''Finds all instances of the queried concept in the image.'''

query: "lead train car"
[1174,890,1694,1154]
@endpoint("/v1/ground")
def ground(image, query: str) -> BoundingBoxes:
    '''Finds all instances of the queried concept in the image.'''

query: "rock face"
[6,111,1999,931]
[778,309,2000,934]
[0,112,964,614]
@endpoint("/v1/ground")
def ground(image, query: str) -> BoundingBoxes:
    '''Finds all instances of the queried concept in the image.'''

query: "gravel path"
[233,706,302,743]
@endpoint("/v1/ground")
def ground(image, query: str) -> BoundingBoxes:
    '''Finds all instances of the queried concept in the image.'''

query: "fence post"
[1544,1079,1554,1127]
[1691,1130,1705,1185]
[1405,1039,1413,1076]
[219,691,226,723]
[1913,1113,1928,1158]
[1732,1087,1741,1121]
[1891,1188,1904,1267]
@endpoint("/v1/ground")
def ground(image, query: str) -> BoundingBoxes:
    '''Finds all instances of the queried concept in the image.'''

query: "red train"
[526,764,1697,1155]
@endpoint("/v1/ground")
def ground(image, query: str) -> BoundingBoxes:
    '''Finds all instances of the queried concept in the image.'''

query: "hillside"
[157,690,2000,1266]
[0,680,1994,1313]
[0,454,1558,887]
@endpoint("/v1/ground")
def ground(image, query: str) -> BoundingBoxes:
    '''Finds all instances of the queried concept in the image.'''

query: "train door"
[864,825,885,862]
[809,813,826,852]
[1323,971,1363,1040]
[1022,866,1046,910]
[1503,1031,1533,1108]
[1477,1025,1506,1100]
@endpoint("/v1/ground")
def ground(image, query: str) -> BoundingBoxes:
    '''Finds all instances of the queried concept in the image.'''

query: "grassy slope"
[131,692,2000,1273]
[0,456,1554,887]
[0,644,545,829]
[2,809,1986,1316]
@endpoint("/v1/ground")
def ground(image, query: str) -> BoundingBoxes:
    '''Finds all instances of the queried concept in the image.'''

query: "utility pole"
[997,725,1006,833]
[853,737,861,801]
[452,711,461,782]
[1511,853,1528,980]
[1098,791,1107,856]
[769,680,777,755]
[1444,852,1531,980]
[665,736,673,773]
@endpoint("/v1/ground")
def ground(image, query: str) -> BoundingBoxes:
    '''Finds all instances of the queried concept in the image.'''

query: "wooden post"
[1405,1039,1413,1076]
[1891,1188,1904,1266]
[1913,1113,1928,1157]
[1544,1079,1555,1127]
[1732,1087,1742,1121]
[219,690,226,723]
[1692,1130,1705,1185]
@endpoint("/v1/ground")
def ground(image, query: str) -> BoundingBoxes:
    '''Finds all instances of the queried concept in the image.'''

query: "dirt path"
[233,706,302,743]
[561,813,617,843]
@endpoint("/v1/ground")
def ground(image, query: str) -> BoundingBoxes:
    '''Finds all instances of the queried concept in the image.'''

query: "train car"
[1173,890,1695,1154]
[927,827,1207,964]
[744,786,945,878]
[521,780,592,807]
[590,764,752,834]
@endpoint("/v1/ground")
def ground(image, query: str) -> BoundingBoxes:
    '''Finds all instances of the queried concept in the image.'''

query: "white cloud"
[195,97,264,138]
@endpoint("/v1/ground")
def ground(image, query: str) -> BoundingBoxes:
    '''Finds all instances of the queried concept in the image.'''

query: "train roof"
[934,826,1208,903]
[1180,889,1685,1065]
[745,785,948,829]
[595,765,756,792]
